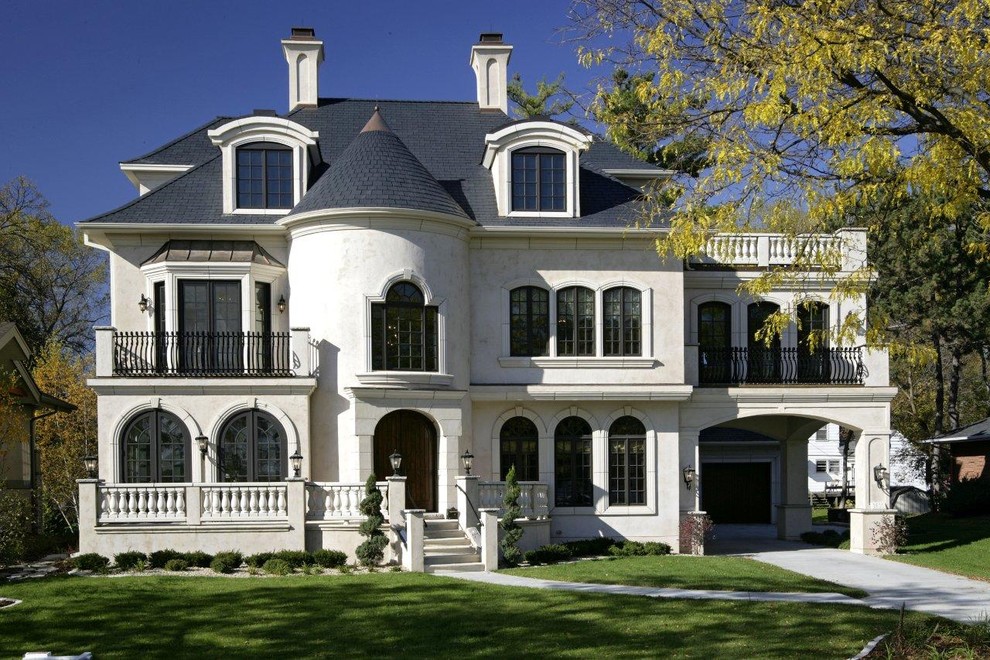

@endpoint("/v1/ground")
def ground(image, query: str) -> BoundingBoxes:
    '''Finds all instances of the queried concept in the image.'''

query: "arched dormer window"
[371,282,438,372]
[512,147,565,212]
[236,143,293,209]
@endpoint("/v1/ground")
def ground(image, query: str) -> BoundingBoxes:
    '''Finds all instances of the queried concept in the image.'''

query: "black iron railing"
[113,331,292,377]
[698,347,864,385]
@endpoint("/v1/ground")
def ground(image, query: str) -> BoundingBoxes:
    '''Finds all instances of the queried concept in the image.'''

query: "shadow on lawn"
[1,574,901,658]
[900,514,990,555]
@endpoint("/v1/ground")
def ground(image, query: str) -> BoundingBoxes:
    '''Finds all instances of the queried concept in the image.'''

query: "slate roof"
[82,98,666,229]
[289,109,469,219]
[142,240,284,267]
[928,417,990,443]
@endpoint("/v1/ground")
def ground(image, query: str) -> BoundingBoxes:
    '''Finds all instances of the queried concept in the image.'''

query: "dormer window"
[237,144,293,209]
[512,148,565,212]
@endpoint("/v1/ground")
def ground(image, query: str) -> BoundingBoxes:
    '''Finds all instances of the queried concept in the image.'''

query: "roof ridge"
[79,154,221,223]
[121,116,235,165]
[317,97,483,106]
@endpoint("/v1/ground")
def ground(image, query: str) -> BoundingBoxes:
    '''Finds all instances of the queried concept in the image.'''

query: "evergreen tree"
[499,465,524,566]
[506,73,574,119]
[355,473,387,566]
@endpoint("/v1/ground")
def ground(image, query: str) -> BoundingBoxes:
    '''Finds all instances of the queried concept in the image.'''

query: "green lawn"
[0,574,925,659]
[503,555,867,597]
[811,507,829,524]
[891,513,990,581]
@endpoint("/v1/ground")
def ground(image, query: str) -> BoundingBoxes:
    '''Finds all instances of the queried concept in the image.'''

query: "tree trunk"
[981,346,990,418]
[933,333,945,434]
[947,344,962,431]
[838,428,852,508]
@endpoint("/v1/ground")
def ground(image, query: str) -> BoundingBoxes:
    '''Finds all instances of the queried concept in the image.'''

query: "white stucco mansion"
[77,29,896,567]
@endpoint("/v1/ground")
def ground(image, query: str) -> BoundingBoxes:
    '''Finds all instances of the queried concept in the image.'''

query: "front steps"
[423,519,484,573]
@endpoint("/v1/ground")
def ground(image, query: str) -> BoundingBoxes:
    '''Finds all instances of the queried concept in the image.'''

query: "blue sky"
[2,1,600,225]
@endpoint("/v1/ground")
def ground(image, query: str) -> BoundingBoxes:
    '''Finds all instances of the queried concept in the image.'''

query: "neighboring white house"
[77,29,896,565]
[807,424,855,496]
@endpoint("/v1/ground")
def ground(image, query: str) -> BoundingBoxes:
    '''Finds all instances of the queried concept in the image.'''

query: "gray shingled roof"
[929,417,990,443]
[142,240,284,266]
[123,117,235,165]
[289,109,469,219]
[83,98,666,229]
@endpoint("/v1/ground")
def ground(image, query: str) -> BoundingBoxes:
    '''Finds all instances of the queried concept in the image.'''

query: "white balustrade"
[478,481,550,520]
[201,483,288,519]
[99,484,188,522]
[306,482,389,520]
[697,233,845,267]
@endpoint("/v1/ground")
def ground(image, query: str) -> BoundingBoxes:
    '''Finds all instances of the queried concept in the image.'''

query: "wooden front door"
[701,462,773,524]
[373,410,438,512]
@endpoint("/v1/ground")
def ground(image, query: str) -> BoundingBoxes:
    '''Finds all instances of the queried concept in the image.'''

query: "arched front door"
[373,410,438,512]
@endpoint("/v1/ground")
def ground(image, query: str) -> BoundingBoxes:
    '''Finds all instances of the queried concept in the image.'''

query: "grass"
[503,555,867,598]
[889,513,990,582]
[811,506,829,524]
[0,573,930,658]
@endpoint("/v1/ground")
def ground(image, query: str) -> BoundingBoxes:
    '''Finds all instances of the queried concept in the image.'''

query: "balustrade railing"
[698,347,864,385]
[306,482,389,520]
[99,484,188,522]
[201,483,288,519]
[478,481,550,519]
[694,233,844,267]
[113,331,292,377]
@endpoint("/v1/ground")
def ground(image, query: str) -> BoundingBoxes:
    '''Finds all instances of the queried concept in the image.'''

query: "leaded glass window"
[557,286,595,357]
[219,410,286,482]
[554,416,593,507]
[500,416,539,481]
[608,416,646,506]
[371,282,438,372]
[511,148,566,212]
[510,286,549,357]
[121,410,189,483]
[603,287,641,356]
[236,144,293,209]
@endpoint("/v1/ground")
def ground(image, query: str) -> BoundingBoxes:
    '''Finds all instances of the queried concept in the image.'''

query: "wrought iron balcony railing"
[698,347,864,385]
[113,331,292,377]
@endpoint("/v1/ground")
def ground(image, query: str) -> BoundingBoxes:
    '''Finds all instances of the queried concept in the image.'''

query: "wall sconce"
[460,449,474,475]
[873,463,888,486]
[683,465,696,490]
[389,449,403,476]
[138,294,149,313]
[277,295,287,314]
[290,450,303,478]
[83,455,98,479]
[196,435,208,457]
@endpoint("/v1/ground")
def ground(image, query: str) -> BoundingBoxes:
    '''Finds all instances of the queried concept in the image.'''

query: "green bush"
[183,551,214,568]
[272,550,314,568]
[72,553,110,571]
[148,549,184,569]
[245,552,275,568]
[524,544,573,566]
[113,551,148,571]
[355,474,387,567]
[0,490,32,567]
[214,551,243,568]
[313,549,347,568]
[262,558,292,575]
[499,465,524,567]
[642,541,672,555]
[164,558,189,572]
[563,537,618,557]
[355,536,387,566]
[800,529,850,548]
[945,479,990,517]
[606,540,671,557]
[210,556,238,574]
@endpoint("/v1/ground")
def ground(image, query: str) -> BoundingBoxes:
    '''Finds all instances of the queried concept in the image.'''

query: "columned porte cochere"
[77,28,896,565]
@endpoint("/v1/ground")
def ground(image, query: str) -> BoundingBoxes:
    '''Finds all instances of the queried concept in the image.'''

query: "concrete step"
[424,519,459,532]
[424,536,474,548]
[425,544,475,556]
[426,561,485,574]
[423,528,464,540]
[424,551,480,565]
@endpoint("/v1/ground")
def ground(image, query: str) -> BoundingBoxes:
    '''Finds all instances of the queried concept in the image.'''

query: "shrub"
[0,490,32,567]
[338,563,353,574]
[642,541,672,556]
[210,556,238,574]
[113,551,148,571]
[524,544,573,566]
[355,474,387,567]
[499,465,524,567]
[214,551,243,568]
[872,514,909,554]
[313,549,347,568]
[563,537,617,557]
[800,529,849,548]
[680,513,715,555]
[262,558,292,575]
[72,553,110,571]
[183,551,214,568]
[149,549,184,569]
[164,558,189,572]
[272,550,314,568]
[944,479,990,517]
[245,552,275,568]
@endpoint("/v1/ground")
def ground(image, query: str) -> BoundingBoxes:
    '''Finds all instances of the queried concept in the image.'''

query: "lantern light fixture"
[460,449,474,475]
[873,463,888,486]
[277,295,287,314]
[389,450,403,476]
[83,455,98,479]
[138,294,149,313]
[290,450,303,478]
[683,465,696,490]
[196,435,208,457]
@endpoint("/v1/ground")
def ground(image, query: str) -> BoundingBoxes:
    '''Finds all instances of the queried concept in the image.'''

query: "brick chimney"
[470,33,513,114]
[282,27,324,112]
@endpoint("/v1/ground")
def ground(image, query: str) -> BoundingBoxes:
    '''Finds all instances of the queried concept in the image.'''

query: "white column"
[456,475,480,532]
[403,509,425,572]
[850,431,896,554]
[77,479,100,554]
[290,327,311,376]
[777,435,813,540]
[479,508,499,571]
[286,478,307,550]
[94,326,115,377]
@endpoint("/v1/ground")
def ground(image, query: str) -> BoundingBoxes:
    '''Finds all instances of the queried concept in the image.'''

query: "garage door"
[701,462,772,524]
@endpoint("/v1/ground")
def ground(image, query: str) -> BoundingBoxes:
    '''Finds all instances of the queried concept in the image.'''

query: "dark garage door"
[701,462,772,524]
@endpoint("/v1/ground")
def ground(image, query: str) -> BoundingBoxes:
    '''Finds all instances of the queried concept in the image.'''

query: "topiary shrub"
[72,553,110,571]
[183,551,214,568]
[262,558,292,575]
[113,551,148,571]
[245,552,275,568]
[272,550,314,568]
[355,474,387,567]
[210,555,238,574]
[149,549,183,569]
[499,465,524,567]
[313,549,347,569]
[164,558,189,572]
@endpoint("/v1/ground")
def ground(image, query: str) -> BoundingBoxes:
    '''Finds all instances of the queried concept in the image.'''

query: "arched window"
[554,416,593,507]
[557,286,595,356]
[371,282,438,372]
[608,416,646,506]
[511,147,565,211]
[121,410,190,483]
[699,301,732,383]
[798,301,830,382]
[603,286,641,356]
[500,417,539,481]
[747,301,781,383]
[510,286,549,356]
[236,143,293,209]
[218,410,287,482]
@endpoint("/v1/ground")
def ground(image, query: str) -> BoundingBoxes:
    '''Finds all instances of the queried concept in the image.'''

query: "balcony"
[698,347,864,386]
[94,326,315,378]
[688,228,866,270]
